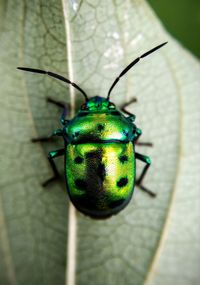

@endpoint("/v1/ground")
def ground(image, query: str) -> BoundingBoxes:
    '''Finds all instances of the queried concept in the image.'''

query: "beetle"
[17,42,167,218]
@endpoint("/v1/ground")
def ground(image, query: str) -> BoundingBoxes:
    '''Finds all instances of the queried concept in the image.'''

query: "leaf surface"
[0,1,199,285]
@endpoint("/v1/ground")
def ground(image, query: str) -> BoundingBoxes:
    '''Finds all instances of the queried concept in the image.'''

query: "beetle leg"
[135,128,142,142]
[122,101,153,146]
[31,136,51,142]
[135,128,153,147]
[136,141,153,147]
[120,97,137,121]
[42,148,65,187]
[31,96,69,142]
[31,128,63,142]
[135,152,156,197]
[47,97,70,125]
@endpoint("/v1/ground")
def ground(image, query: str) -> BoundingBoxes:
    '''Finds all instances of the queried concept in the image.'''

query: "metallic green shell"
[64,102,137,218]
[65,142,135,217]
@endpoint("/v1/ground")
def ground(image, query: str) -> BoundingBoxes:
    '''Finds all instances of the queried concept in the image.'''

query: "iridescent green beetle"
[18,42,167,218]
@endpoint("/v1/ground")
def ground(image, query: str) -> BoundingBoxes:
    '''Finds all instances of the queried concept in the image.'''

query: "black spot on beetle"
[123,130,129,137]
[74,156,83,164]
[97,124,105,131]
[97,163,106,181]
[119,155,128,163]
[117,177,128,188]
[86,151,97,159]
[72,131,80,138]
[72,195,97,212]
[75,179,87,190]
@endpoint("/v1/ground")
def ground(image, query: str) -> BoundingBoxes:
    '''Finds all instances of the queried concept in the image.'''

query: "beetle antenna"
[17,67,89,102]
[107,42,168,100]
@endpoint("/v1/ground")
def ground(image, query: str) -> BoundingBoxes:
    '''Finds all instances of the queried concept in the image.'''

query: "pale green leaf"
[0,1,199,285]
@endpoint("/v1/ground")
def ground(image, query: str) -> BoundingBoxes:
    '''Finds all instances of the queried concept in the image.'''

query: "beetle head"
[80,96,116,112]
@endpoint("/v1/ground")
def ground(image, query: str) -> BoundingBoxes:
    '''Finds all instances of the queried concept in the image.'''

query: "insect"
[18,42,167,218]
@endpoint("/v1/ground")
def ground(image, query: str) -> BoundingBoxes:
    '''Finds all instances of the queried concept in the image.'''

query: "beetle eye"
[81,104,88,110]
[108,103,115,109]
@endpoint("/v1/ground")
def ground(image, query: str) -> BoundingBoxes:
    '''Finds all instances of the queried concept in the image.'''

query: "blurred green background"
[147,0,200,58]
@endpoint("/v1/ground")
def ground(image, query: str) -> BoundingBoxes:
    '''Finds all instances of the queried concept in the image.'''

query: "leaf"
[0,1,199,285]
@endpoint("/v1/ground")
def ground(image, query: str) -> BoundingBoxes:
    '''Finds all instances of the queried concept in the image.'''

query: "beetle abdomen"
[66,142,135,218]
